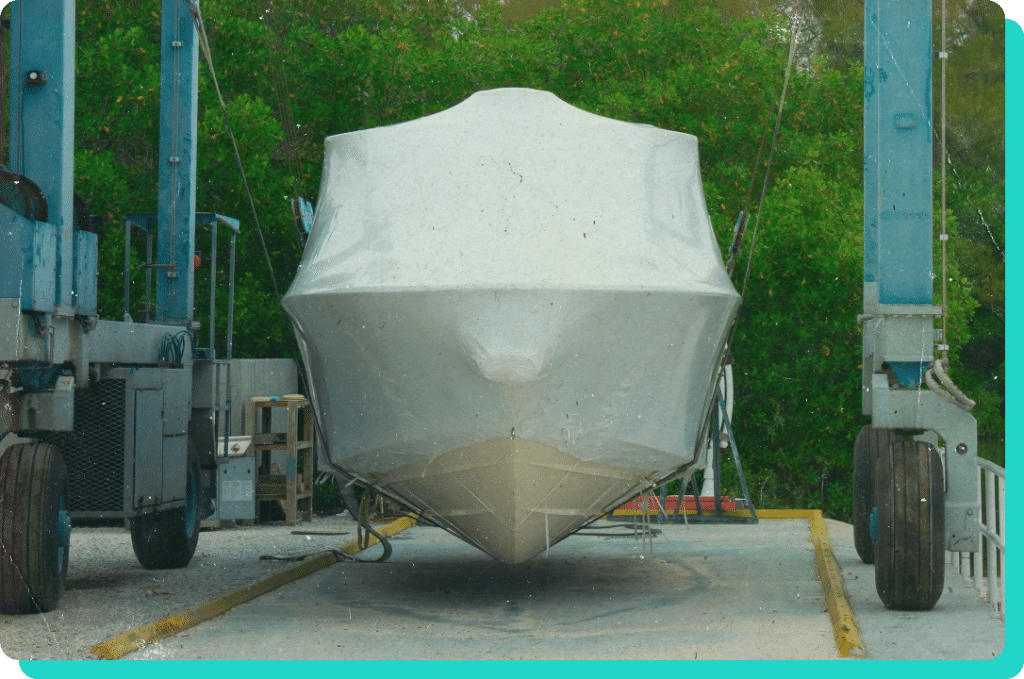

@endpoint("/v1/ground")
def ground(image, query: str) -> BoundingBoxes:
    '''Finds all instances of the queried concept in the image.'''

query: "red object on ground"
[616,495,736,513]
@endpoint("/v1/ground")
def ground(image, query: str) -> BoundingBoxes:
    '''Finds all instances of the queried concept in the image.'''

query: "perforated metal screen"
[41,379,127,515]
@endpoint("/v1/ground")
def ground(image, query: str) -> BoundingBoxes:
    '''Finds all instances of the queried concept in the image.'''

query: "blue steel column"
[155,0,199,325]
[863,0,934,307]
[8,0,75,312]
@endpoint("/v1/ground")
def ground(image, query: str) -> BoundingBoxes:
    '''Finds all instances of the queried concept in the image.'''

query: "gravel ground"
[0,512,366,661]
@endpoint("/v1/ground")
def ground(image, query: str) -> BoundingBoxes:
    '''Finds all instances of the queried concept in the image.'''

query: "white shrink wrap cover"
[283,89,739,563]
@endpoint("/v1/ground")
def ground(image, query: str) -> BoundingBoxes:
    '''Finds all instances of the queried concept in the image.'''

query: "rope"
[736,17,799,313]
[183,0,284,306]
[725,16,799,355]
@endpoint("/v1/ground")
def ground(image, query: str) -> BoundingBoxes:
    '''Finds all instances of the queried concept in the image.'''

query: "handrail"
[949,456,1004,618]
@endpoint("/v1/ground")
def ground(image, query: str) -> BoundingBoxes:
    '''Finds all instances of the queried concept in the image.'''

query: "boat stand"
[611,383,758,525]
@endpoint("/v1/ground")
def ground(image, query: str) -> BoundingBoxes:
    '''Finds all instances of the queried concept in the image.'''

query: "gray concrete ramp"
[135,519,841,660]
[825,519,1005,660]
[5,512,1002,662]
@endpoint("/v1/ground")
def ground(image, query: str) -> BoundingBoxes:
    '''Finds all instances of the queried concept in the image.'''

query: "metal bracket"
[870,374,980,551]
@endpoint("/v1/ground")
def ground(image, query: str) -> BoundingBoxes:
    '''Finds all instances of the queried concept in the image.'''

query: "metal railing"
[949,457,1005,618]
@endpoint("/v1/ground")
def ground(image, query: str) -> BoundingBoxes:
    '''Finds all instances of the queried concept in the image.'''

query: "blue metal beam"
[155,0,199,325]
[863,0,934,307]
[8,0,75,312]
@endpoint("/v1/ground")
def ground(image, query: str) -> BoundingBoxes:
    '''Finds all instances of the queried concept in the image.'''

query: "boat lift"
[855,0,982,611]
[0,0,239,614]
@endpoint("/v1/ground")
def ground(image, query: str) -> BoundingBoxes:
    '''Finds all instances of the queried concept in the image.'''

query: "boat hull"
[286,287,736,562]
[282,89,740,563]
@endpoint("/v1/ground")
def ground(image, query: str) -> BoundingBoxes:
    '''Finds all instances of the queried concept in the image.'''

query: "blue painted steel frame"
[7,0,75,313]
[3,0,196,325]
[155,0,200,325]
[863,0,934,306]
[4,0,97,318]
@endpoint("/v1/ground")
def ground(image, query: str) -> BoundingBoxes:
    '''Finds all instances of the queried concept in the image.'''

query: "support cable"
[725,16,799,356]
[940,0,949,361]
[710,18,799,490]
[725,122,770,276]
[928,0,974,412]
[184,0,283,305]
[736,19,798,318]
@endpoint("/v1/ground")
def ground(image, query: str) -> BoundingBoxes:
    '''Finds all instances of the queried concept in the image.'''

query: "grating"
[39,379,127,514]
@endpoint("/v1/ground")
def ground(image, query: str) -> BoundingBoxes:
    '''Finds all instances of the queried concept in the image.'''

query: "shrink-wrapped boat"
[282,88,740,563]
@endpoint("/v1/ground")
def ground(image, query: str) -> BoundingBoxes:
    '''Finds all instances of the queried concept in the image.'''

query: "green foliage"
[70,0,1001,520]
[729,127,866,519]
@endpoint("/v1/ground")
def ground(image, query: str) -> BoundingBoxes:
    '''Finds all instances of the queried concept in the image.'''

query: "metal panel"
[161,367,191,435]
[161,433,187,503]
[18,389,73,431]
[191,359,216,410]
[0,208,33,299]
[0,299,19,362]
[27,220,57,312]
[134,389,164,508]
[88,320,187,365]
[74,229,98,315]
[214,457,255,521]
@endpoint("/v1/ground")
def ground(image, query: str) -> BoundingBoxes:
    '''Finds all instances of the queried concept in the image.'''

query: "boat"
[281,88,740,563]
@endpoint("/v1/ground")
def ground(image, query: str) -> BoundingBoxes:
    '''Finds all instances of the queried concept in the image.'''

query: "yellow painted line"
[755,508,813,519]
[91,515,418,660]
[808,510,866,658]
[93,510,863,659]
[611,505,865,657]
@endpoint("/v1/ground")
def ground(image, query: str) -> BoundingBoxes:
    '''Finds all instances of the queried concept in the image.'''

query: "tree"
[66,0,998,518]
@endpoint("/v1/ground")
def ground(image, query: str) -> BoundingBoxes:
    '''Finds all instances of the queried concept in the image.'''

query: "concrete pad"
[825,519,1005,660]
[133,519,840,660]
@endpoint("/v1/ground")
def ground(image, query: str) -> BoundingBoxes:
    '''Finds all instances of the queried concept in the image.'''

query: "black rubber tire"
[0,442,71,614]
[129,444,200,569]
[853,426,895,564]
[874,438,945,611]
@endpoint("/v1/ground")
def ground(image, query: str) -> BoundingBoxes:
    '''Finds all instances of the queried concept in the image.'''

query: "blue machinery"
[0,0,238,613]
[858,0,981,610]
